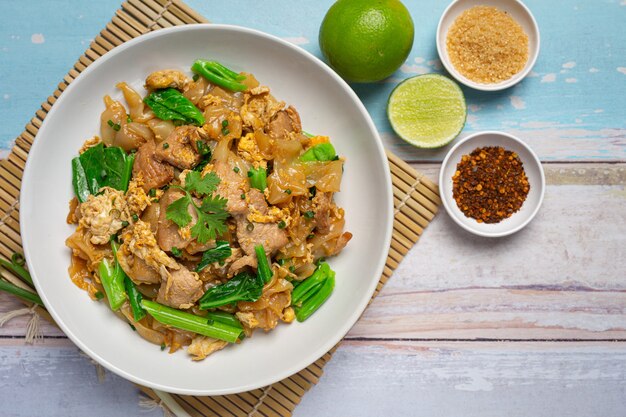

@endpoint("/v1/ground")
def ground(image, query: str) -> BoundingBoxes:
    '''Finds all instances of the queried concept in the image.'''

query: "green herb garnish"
[165,171,228,244]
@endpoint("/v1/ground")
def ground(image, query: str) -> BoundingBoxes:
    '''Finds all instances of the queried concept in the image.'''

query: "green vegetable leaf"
[300,143,337,162]
[185,171,220,195]
[166,194,193,227]
[198,271,264,309]
[195,240,232,272]
[72,143,135,202]
[144,88,205,125]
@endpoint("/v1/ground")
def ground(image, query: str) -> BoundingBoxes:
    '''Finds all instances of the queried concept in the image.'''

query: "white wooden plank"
[384,128,626,163]
[296,341,626,417]
[0,344,162,417]
[1,341,624,417]
[2,164,624,341]
[349,163,626,339]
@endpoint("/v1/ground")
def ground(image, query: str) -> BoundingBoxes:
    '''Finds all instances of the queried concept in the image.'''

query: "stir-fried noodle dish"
[66,60,351,360]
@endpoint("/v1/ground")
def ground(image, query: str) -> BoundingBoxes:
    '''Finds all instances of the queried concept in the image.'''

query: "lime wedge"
[387,74,467,148]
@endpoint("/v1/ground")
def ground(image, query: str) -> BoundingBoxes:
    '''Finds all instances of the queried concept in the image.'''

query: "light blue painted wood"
[1,0,625,160]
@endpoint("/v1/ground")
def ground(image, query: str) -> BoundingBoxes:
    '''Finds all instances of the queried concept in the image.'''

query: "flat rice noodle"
[120,304,166,346]
[240,72,260,90]
[147,119,176,143]
[100,95,127,146]
[213,138,237,163]
[208,86,244,111]
[309,215,351,259]
[183,77,209,105]
[65,228,112,271]
[114,122,154,151]
[68,254,99,298]
[116,82,154,123]
[303,160,343,192]
[254,129,273,158]
[272,138,302,162]
[267,163,308,204]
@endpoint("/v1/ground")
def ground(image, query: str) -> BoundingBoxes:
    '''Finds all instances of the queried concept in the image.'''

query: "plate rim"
[19,23,394,395]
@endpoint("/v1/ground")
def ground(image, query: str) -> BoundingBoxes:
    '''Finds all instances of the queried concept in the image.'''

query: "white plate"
[20,25,393,395]
[436,0,540,91]
[439,131,545,237]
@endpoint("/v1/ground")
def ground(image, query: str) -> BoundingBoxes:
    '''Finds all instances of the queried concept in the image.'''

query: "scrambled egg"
[79,136,102,154]
[119,220,179,279]
[125,178,151,214]
[79,187,128,245]
[246,205,291,227]
[236,312,260,330]
[237,132,267,168]
[187,336,228,361]
[145,69,188,90]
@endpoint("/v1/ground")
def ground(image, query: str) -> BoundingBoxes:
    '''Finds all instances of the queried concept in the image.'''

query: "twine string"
[148,0,174,30]
[0,198,18,228]
[394,175,422,215]
[79,350,107,382]
[139,394,175,417]
[0,304,42,344]
[248,385,272,417]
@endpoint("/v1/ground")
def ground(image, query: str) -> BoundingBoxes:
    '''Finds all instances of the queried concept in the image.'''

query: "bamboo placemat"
[0,1,440,415]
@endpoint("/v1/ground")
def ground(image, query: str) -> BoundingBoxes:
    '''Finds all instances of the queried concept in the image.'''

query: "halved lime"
[387,74,467,148]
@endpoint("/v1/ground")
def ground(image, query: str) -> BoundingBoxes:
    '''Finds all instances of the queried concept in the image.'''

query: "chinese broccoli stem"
[124,276,146,322]
[205,311,243,329]
[291,262,331,306]
[255,244,273,284]
[295,271,335,322]
[98,259,126,311]
[141,300,243,343]
[247,167,267,191]
[191,60,247,92]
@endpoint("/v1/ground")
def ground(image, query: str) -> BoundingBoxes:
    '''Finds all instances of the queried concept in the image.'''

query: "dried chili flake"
[452,146,529,224]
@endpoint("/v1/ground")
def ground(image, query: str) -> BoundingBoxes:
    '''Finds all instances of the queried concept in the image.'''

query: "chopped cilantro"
[165,171,229,244]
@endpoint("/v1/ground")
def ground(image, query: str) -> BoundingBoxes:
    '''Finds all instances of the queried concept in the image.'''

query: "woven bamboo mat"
[0,1,440,415]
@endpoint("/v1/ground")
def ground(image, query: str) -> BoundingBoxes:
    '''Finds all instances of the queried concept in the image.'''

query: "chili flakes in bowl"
[452,146,529,224]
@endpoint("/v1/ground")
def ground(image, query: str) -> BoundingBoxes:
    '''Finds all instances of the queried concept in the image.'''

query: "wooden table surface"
[1,1,625,416]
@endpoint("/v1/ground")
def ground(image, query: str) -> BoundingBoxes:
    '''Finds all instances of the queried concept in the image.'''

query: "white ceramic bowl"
[20,25,393,395]
[439,131,545,237]
[436,0,540,91]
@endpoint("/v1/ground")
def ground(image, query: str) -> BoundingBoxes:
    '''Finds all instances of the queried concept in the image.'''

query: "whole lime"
[319,0,414,83]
